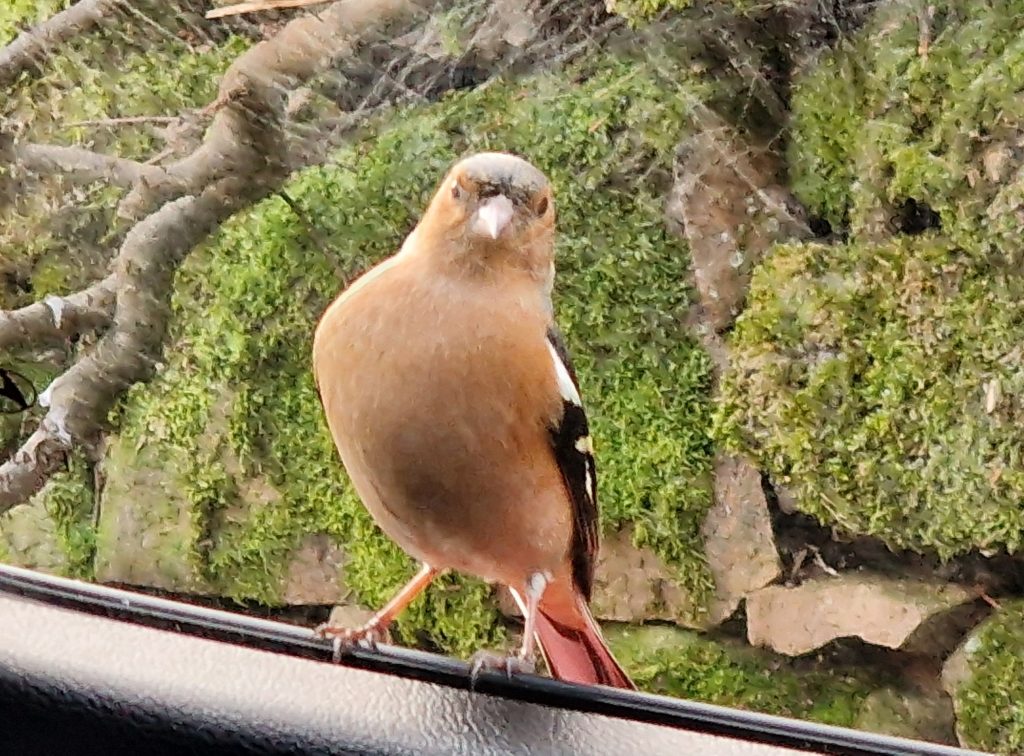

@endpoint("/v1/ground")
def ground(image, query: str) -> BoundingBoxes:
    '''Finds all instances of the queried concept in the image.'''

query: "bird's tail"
[535,588,635,690]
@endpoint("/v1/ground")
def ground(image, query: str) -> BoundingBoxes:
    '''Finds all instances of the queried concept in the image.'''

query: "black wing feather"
[545,325,599,601]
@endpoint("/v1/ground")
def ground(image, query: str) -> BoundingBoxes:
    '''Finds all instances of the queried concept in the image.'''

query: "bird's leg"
[315,563,437,653]
[517,571,547,662]
[469,572,547,682]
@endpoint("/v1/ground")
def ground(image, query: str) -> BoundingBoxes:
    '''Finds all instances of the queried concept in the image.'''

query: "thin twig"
[207,0,333,19]
[144,146,177,166]
[66,115,179,128]
[808,545,839,577]
[120,1,195,52]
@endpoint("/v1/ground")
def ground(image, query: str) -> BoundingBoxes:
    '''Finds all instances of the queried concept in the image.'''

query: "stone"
[701,454,781,625]
[98,428,342,605]
[747,573,974,656]
[327,604,376,626]
[855,688,957,745]
[771,480,799,515]
[94,436,209,593]
[589,525,699,626]
[281,533,349,605]
[666,117,810,332]
[97,424,352,606]
[941,635,973,699]
[94,382,354,606]
[96,385,356,605]
[0,499,68,575]
[324,604,390,643]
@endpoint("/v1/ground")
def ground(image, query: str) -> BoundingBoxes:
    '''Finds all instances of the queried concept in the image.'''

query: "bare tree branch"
[15,143,176,192]
[121,0,434,218]
[207,0,333,19]
[0,191,234,510]
[207,0,619,199]
[0,0,124,89]
[0,0,434,511]
[0,276,115,353]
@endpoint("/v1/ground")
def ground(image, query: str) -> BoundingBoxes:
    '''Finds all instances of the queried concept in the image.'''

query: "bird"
[311,152,634,689]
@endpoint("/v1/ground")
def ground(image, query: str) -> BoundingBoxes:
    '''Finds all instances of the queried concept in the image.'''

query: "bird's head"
[417,152,555,283]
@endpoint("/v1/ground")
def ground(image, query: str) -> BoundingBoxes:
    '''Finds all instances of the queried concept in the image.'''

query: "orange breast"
[312,254,573,587]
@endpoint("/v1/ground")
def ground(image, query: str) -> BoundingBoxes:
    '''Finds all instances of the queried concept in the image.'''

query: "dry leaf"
[985,378,1001,414]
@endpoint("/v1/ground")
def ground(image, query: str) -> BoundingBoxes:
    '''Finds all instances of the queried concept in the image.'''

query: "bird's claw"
[314,621,390,661]
[468,650,536,689]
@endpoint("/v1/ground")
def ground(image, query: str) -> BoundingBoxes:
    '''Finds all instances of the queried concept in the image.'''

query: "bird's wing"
[544,324,599,601]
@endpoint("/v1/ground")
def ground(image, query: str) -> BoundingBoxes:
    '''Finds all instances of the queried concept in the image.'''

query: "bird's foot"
[314,620,391,661]
[468,650,536,689]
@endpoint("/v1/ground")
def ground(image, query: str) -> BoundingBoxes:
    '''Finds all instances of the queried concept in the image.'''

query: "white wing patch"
[546,340,582,406]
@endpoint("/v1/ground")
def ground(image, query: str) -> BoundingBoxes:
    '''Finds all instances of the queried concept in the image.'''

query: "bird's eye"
[451,181,464,200]
[536,196,549,215]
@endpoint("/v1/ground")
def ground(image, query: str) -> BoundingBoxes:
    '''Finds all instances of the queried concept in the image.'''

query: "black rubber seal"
[0,563,979,756]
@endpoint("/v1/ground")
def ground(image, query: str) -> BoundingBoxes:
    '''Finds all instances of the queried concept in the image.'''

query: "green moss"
[606,0,790,23]
[12,33,251,160]
[0,0,69,47]
[0,448,96,579]
[112,54,715,654]
[789,1,1024,243]
[724,1,1024,559]
[952,603,1024,754]
[38,453,96,580]
[787,45,865,229]
[607,0,693,22]
[608,625,878,726]
[715,236,1024,558]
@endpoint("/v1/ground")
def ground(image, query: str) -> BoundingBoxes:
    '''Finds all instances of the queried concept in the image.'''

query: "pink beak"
[475,194,515,239]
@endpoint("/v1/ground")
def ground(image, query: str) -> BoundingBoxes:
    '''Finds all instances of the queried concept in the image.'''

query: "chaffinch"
[312,152,634,689]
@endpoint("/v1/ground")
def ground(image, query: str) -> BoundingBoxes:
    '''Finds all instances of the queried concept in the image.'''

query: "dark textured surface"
[0,594,825,756]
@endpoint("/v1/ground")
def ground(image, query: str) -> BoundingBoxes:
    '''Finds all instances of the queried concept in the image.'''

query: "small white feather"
[546,341,581,406]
